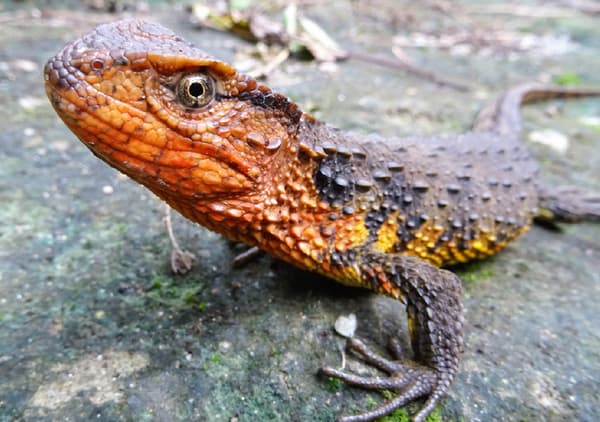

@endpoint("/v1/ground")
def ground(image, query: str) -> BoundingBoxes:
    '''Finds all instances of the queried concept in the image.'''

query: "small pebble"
[579,116,600,127]
[334,313,357,338]
[11,59,38,72]
[18,96,46,110]
[528,129,569,154]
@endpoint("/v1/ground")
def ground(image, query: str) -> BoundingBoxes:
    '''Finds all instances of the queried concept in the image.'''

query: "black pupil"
[188,81,205,98]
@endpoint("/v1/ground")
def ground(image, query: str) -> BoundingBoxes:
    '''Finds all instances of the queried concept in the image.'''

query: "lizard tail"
[472,83,600,135]
[537,186,600,223]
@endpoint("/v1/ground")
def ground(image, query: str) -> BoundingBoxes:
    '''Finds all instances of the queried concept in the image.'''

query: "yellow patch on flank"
[452,249,469,263]
[374,212,399,253]
[334,216,370,251]
[471,238,494,256]
[407,312,416,343]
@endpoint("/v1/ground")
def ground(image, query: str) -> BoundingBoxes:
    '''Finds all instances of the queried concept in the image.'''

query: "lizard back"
[300,120,539,267]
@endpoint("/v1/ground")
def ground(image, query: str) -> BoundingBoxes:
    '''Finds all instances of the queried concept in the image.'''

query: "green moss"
[380,405,444,422]
[372,392,445,421]
[425,407,444,422]
[183,291,197,305]
[115,223,127,234]
[366,395,378,408]
[325,377,343,392]
[380,407,411,422]
[149,275,164,290]
[202,353,223,370]
[552,72,583,86]
[459,260,496,285]
[144,273,205,309]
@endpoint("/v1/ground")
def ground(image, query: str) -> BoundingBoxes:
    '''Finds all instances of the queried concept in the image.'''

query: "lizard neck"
[164,115,375,278]
[162,114,332,243]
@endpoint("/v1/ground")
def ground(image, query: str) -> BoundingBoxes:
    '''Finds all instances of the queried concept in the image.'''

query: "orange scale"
[251,232,264,244]
[138,162,159,178]
[298,242,311,255]
[302,226,318,239]
[127,138,161,162]
[209,212,226,222]
[230,126,246,138]
[177,175,197,188]
[158,149,199,169]
[312,237,326,249]
[156,168,183,187]
[290,225,303,238]
[285,236,296,249]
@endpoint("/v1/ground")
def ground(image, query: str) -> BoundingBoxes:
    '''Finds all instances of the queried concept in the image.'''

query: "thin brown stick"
[164,204,195,274]
[349,50,470,91]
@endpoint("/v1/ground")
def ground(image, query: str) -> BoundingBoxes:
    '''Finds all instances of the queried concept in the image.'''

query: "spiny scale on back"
[44,19,600,422]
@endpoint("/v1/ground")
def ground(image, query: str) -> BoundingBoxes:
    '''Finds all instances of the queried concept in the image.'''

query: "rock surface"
[1,1,599,421]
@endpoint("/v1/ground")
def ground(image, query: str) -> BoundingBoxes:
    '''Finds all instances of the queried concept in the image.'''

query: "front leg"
[321,252,464,422]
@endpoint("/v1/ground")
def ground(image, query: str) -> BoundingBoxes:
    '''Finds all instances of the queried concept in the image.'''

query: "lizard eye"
[90,58,105,70]
[176,73,215,108]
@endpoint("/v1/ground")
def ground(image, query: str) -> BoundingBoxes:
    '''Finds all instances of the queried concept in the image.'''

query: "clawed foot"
[170,247,195,275]
[320,337,444,422]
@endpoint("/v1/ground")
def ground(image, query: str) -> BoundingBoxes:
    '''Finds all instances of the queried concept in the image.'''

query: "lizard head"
[44,19,302,208]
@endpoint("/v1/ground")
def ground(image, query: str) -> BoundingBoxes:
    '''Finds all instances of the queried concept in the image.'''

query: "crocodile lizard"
[44,19,600,421]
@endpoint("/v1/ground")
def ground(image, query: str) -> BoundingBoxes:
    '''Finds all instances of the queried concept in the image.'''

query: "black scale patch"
[313,144,430,245]
[314,150,355,207]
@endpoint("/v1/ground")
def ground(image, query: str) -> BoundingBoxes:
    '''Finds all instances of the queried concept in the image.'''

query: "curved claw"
[346,337,407,374]
[319,366,414,391]
[388,337,405,360]
[321,337,444,422]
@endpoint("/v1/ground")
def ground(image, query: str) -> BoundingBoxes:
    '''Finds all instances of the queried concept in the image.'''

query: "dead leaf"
[297,16,348,61]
